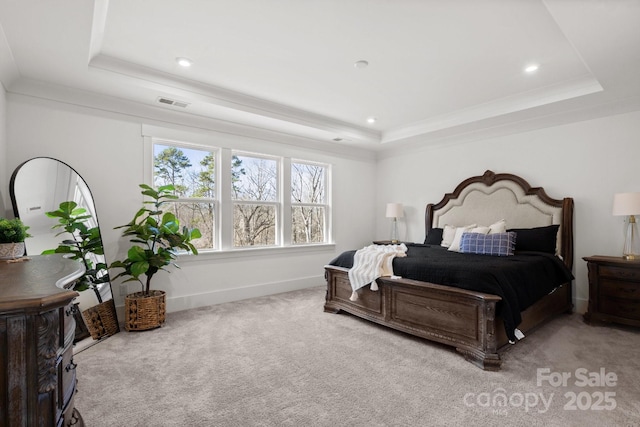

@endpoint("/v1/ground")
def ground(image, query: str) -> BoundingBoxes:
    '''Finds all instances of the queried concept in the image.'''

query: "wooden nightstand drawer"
[599,297,640,320]
[600,279,640,300]
[583,256,640,328]
[599,265,640,282]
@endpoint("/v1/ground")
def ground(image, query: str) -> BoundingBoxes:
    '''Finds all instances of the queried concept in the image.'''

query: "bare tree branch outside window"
[232,155,277,246]
[291,162,327,244]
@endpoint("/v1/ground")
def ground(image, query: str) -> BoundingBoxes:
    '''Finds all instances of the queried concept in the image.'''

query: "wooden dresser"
[583,255,640,327]
[0,255,85,426]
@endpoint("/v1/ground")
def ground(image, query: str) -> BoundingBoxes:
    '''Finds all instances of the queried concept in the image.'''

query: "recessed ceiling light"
[176,57,193,67]
[524,63,539,73]
[367,117,377,124]
[354,60,369,69]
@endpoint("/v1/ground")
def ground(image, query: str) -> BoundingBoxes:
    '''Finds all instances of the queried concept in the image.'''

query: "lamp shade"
[386,203,404,218]
[612,192,640,216]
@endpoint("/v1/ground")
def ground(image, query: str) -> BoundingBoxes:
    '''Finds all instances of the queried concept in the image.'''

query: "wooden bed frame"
[324,170,574,370]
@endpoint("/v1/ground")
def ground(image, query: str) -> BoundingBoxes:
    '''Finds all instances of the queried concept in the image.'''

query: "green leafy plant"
[0,217,31,243]
[42,201,108,292]
[109,184,201,296]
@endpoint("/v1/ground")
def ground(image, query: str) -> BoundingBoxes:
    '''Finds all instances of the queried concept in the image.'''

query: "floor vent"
[156,97,189,108]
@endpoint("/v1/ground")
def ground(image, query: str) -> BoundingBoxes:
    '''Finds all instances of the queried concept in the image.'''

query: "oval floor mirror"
[10,157,119,351]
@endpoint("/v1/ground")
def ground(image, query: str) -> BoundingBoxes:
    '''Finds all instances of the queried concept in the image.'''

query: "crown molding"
[0,23,19,91]
[89,54,381,145]
[382,74,603,145]
[376,93,640,160]
[7,78,377,161]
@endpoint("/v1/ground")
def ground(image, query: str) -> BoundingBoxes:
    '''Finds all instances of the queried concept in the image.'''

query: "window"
[231,153,278,247]
[153,142,216,250]
[149,137,331,251]
[291,161,328,244]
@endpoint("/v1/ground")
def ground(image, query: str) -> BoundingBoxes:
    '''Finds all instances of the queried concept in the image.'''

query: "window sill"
[176,243,336,262]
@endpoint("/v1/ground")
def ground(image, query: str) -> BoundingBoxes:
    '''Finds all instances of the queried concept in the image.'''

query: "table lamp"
[386,203,403,243]
[612,192,640,260]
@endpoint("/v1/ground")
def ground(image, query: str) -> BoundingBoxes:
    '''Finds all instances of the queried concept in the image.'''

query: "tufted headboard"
[425,170,574,269]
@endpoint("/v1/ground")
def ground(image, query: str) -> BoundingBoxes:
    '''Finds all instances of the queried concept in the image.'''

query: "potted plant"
[42,201,119,340]
[110,184,201,331]
[0,217,31,260]
[43,201,108,291]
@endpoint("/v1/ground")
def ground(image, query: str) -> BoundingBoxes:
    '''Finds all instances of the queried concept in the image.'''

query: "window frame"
[290,159,330,245]
[150,138,220,250]
[144,135,334,256]
[230,151,281,248]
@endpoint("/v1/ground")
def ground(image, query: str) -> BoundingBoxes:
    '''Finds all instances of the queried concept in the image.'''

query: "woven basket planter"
[82,298,120,340]
[124,290,166,331]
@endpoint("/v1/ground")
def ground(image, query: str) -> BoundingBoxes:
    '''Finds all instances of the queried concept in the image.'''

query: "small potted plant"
[0,217,31,260]
[110,184,201,331]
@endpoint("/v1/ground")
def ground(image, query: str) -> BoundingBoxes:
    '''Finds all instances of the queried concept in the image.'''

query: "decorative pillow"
[460,232,517,256]
[470,226,490,234]
[447,224,477,252]
[508,224,559,254]
[441,225,457,247]
[424,228,443,245]
[488,219,507,234]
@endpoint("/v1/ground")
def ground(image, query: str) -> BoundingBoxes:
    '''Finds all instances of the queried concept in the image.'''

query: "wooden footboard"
[324,265,572,370]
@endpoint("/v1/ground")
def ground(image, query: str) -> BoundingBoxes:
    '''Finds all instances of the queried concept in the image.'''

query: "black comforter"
[328,243,574,341]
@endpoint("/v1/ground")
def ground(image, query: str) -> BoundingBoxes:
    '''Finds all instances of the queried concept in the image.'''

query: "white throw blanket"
[348,243,408,301]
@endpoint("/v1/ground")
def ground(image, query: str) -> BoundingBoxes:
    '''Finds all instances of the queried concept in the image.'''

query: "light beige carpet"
[75,286,640,426]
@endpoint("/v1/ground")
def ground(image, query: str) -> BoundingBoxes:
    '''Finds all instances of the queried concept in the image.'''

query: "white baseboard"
[114,275,324,321]
[112,278,587,327]
[573,296,588,315]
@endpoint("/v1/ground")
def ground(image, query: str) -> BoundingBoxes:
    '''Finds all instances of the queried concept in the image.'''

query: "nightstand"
[583,256,640,327]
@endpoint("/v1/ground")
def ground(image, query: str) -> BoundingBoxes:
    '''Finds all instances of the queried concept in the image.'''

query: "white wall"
[6,93,377,314]
[7,88,639,316]
[0,83,7,217]
[374,110,640,313]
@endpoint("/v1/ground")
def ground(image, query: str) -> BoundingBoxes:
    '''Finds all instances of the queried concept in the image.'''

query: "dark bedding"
[328,243,574,342]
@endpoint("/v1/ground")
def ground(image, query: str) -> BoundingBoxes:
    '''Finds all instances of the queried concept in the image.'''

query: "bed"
[324,170,574,370]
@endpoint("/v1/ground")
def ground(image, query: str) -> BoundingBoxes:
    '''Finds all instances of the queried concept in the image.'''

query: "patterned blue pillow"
[459,232,517,256]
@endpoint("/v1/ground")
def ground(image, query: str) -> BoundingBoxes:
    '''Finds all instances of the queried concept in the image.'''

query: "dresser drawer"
[599,279,640,300]
[62,406,83,427]
[599,297,640,320]
[599,265,640,282]
[62,304,76,349]
[57,346,77,412]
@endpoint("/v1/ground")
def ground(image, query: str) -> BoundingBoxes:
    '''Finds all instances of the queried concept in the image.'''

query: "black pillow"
[508,225,559,254]
[424,227,444,245]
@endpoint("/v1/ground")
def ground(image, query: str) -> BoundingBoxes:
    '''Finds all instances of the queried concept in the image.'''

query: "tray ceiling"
[1,0,639,150]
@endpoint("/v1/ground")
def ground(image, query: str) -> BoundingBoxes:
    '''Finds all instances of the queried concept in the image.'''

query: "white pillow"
[447,224,477,252]
[441,225,457,248]
[470,226,490,234]
[488,219,507,234]
[443,220,507,251]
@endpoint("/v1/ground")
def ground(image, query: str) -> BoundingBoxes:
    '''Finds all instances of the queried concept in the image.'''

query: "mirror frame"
[9,157,118,346]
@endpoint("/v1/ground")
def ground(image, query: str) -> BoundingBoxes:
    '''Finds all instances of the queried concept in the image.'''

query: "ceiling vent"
[156,97,190,108]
